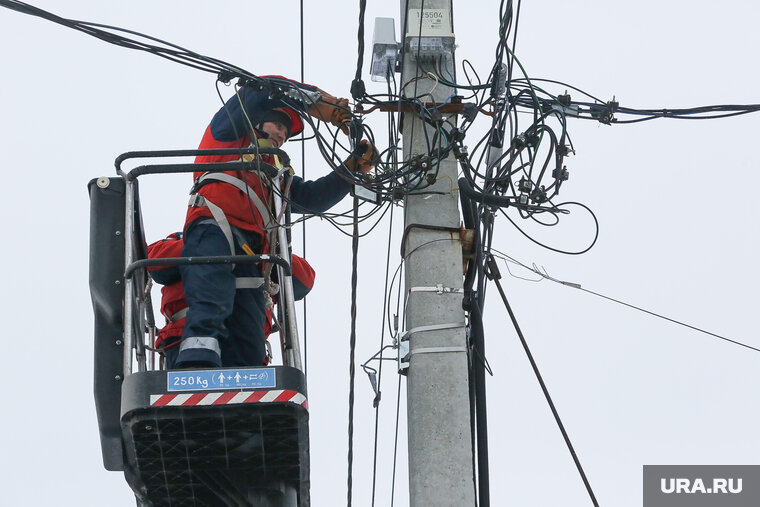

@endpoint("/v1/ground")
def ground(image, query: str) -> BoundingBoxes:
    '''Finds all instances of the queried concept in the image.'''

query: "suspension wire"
[491,250,760,354]
[486,254,599,507]
[370,195,397,504]
[370,70,403,507]
[369,272,391,503]
[573,287,760,353]
[390,373,403,507]
[347,197,360,507]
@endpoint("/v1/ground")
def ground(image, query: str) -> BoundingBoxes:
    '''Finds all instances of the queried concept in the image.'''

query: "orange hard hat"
[258,75,307,137]
[274,107,304,137]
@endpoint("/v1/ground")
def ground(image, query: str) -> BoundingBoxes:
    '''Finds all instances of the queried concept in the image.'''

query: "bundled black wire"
[0,0,585,223]
[0,0,258,78]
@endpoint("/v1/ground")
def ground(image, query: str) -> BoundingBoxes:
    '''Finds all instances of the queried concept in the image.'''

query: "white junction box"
[370,17,399,81]
[405,8,455,60]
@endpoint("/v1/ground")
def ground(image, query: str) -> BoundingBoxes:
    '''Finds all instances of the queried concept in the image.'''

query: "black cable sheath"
[351,0,367,100]
[467,337,479,503]
[469,296,490,507]
[346,196,359,507]
[460,189,479,293]
[458,176,514,208]
[355,0,366,80]
[460,190,490,505]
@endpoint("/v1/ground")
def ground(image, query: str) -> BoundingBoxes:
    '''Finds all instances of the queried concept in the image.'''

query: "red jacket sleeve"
[146,232,184,285]
[291,254,315,300]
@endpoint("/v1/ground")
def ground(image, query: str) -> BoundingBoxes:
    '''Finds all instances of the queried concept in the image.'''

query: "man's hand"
[344,139,379,174]
[308,89,351,134]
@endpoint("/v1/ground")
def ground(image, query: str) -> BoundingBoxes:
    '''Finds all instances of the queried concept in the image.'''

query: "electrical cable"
[390,373,403,507]
[491,249,760,354]
[369,146,400,507]
[346,196,360,507]
[351,0,368,101]
[498,202,599,256]
[573,285,760,353]
[21,0,760,502]
[486,254,600,507]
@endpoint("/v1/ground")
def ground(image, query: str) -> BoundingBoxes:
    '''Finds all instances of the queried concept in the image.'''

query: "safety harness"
[188,171,275,255]
[162,276,266,324]
[185,142,294,341]
[187,141,290,255]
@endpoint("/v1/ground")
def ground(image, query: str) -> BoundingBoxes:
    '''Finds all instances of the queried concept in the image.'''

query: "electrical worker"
[146,232,316,364]
[172,76,376,369]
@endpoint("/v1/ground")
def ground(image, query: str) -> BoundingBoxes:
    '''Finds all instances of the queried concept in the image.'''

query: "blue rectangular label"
[167,368,277,392]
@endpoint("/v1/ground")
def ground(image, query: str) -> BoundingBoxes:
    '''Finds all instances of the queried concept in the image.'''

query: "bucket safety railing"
[116,148,303,376]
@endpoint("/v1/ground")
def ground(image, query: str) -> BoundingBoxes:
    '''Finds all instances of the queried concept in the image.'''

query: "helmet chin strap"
[254,124,268,138]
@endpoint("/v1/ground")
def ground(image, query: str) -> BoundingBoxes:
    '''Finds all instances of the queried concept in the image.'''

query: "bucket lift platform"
[89,149,312,506]
[121,367,309,506]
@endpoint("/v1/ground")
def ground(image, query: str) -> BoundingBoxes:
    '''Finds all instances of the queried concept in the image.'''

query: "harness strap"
[167,307,188,322]
[195,172,274,230]
[163,277,265,322]
[188,195,236,255]
[235,276,266,289]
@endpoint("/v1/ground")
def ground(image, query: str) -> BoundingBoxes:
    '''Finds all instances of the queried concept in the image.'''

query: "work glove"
[344,139,379,174]
[308,89,351,133]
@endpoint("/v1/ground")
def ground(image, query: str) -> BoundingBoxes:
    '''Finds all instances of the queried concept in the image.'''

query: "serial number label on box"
[407,9,452,36]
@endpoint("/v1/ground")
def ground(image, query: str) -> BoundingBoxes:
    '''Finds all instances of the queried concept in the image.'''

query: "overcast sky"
[1,1,758,506]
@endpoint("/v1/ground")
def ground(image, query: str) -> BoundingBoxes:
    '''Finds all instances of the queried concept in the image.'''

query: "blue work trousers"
[166,221,268,369]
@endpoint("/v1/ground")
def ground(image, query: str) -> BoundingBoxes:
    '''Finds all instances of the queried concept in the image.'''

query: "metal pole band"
[400,322,466,342]
[408,346,468,357]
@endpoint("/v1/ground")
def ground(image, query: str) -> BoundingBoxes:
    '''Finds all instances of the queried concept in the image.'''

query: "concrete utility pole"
[400,1,476,505]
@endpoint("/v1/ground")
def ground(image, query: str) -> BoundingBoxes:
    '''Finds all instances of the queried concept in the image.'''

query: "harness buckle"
[188,194,205,207]
[265,340,273,364]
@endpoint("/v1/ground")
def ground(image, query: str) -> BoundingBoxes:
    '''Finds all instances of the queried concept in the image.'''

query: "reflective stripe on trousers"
[169,221,268,369]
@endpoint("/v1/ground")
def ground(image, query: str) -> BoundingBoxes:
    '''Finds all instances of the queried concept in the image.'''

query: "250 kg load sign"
[167,368,276,391]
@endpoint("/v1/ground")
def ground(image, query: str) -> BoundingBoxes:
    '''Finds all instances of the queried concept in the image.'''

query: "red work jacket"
[146,233,315,350]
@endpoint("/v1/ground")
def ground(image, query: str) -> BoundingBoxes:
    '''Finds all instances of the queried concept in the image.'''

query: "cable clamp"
[400,322,465,342]
[283,87,321,106]
[408,346,468,357]
[409,284,464,295]
[398,322,467,375]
